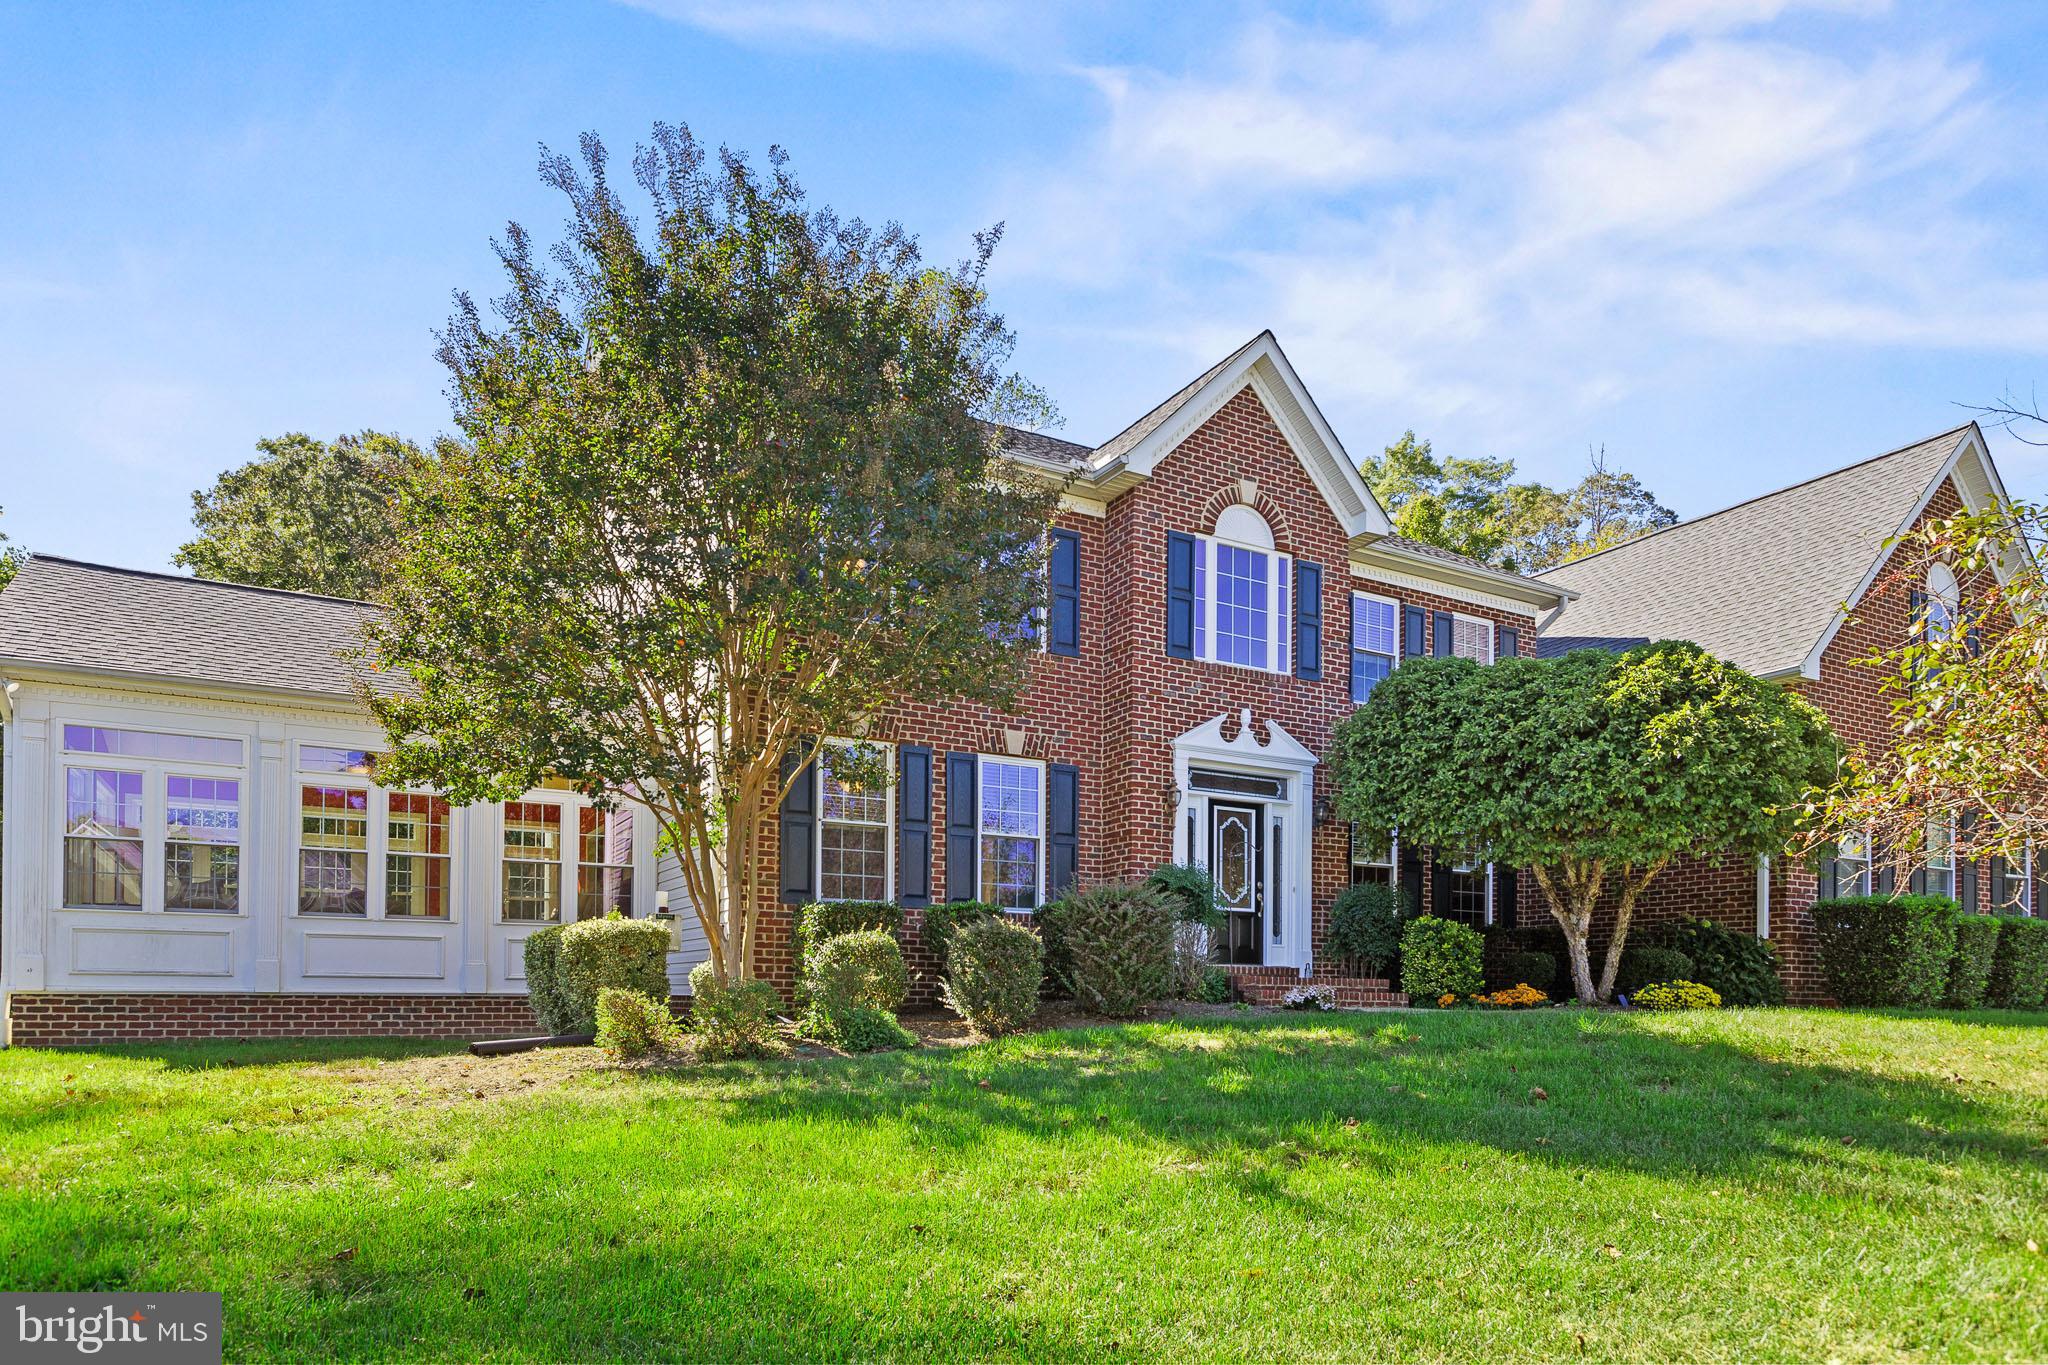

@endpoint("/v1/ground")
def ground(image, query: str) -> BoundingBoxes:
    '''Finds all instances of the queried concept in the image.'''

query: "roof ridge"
[1088,330,1273,465]
[25,554,380,608]
[1546,422,1976,574]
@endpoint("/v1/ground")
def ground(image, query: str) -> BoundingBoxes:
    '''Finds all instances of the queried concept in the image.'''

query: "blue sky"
[4,0,2047,572]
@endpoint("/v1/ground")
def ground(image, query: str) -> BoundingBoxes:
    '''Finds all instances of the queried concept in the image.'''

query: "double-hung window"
[576,807,635,918]
[1833,831,1872,896]
[979,757,1044,909]
[1443,846,1492,926]
[388,794,453,918]
[297,744,455,920]
[1351,828,1396,887]
[501,802,564,922]
[1178,512,1293,675]
[1923,820,1955,900]
[61,724,245,915]
[1350,593,1398,703]
[1450,614,1494,663]
[817,741,892,902]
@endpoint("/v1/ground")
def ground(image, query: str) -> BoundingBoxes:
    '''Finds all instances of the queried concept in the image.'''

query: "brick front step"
[1226,966,1409,1008]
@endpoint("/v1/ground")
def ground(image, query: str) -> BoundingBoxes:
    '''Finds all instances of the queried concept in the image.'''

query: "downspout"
[1,676,14,1046]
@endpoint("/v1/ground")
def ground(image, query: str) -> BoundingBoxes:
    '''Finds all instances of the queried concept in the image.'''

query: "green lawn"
[3,1008,2044,1362]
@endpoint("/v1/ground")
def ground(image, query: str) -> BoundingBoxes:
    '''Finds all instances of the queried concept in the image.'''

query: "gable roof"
[0,556,388,702]
[1539,424,1983,678]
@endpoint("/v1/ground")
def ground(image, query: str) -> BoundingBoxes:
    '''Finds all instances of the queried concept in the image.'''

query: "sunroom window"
[576,807,634,919]
[64,768,144,909]
[165,776,240,912]
[502,802,564,922]
[300,785,370,915]
[61,724,245,915]
[386,794,452,919]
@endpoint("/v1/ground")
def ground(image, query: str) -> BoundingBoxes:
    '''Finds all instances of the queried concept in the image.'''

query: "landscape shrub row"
[1812,896,2048,1009]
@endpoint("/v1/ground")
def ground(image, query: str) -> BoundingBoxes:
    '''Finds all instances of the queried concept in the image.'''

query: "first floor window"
[1351,594,1397,703]
[576,806,634,919]
[980,758,1044,909]
[64,767,144,908]
[165,775,240,912]
[1924,820,1955,900]
[300,785,370,915]
[386,793,452,918]
[1351,827,1395,887]
[818,743,890,902]
[1443,847,1490,926]
[1833,831,1872,896]
[502,802,563,922]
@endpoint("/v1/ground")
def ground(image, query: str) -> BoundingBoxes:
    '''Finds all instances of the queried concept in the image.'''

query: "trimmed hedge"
[1400,915,1484,1003]
[805,929,909,1014]
[521,925,573,1034]
[556,914,673,1033]
[1041,883,1178,1018]
[1639,915,1785,1007]
[1986,916,2048,1009]
[1810,896,1958,1006]
[941,916,1044,1037]
[1499,949,1558,995]
[794,901,903,974]
[1616,946,1694,996]
[920,900,1001,964]
[687,961,782,1060]
[1326,882,1405,977]
[1945,914,2002,1010]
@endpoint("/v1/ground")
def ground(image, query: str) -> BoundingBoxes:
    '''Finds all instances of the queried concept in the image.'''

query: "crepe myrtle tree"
[1329,642,1836,1002]
[363,124,1063,982]
[1802,497,2047,880]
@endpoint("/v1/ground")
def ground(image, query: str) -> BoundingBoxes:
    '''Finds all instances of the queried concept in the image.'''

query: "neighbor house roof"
[0,556,389,701]
[1539,425,1978,677]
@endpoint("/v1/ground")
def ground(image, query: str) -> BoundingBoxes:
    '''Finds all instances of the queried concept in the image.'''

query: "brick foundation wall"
[7,993,543,1048]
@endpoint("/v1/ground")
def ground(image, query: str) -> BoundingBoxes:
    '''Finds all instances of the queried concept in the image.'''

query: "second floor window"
[1351,594,1398,703]
[1169,505,1293,676]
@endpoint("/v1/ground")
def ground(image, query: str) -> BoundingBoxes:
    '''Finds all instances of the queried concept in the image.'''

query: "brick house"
[1540,422,2042,1001]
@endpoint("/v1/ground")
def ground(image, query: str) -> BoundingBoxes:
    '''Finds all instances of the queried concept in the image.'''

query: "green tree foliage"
[0,505,22,591]
[175,431,428,600]
[365,124,1060,983]
[1360,435,1675,573]
[1330,643,1835,1001]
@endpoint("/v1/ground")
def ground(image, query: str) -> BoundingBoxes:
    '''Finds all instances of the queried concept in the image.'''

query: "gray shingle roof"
[0,556,391,699]
[985,421,1093,467]
[1088,332,1269,467]
[1540,425,1972,677]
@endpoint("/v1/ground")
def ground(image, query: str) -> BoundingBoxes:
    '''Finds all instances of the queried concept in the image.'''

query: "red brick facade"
[7,992,542,1048]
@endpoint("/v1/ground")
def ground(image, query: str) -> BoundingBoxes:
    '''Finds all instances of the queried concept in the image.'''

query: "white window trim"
[1924,818,1956,900]
[1834,829,1873,897]
[1449,611,1495,664]
[1192,531,1293,677]
[1349,826,1399,878]
[1446,848,1495,926]
[1350,591,1400,703]
[815,739,896,903]
[57,723,249,918]
[977,754,1047,910]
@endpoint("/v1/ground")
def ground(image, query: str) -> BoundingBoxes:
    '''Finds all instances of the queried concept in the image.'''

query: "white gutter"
[0,657,374,712]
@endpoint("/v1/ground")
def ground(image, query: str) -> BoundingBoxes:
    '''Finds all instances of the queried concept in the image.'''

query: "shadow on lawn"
[40,1037,470,1071]
[697,1010,2048,1188]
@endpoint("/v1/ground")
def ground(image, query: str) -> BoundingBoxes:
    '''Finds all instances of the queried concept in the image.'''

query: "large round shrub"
[1400,915,1484,1003]
[1639,915,1785,1006]
[805,929,910,1014]
[556,914,674,1033]
[1043,882,1178,1018]
[1810,896,1957,1006]
[1987,917,2048,1009]
[1616,946,1694,996]
[1326,883,1405,977]
[795,901,902,974]
[941,916,1044,1036]
[1945,914,2002,1009]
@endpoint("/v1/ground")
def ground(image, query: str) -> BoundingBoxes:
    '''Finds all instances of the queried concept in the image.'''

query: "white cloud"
[615,0,1061,56]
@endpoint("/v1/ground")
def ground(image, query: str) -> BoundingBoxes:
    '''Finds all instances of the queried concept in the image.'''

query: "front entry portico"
[1170,710,1316,972]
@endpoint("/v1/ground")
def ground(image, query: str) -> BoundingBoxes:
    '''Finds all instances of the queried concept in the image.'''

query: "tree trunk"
[1594,858,1670,1002]
[1531,862,1604,1003]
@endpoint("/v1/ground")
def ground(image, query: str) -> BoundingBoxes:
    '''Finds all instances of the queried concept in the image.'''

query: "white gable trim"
[1797,425,2005,681]
[1347,561,1543,619]
[1102,335,1393,541]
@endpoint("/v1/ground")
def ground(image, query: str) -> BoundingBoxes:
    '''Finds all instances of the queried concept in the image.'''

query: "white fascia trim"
[1108,336,1394,540]
[0,660,372,715]
[1347,561,1544,620]
[1057,490,1108,518]
[1796,426,2001,682]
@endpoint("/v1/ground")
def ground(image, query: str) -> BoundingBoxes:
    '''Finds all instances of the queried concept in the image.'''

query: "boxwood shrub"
[795,901,903,974]
[1040,882,1178,1018]
[1616,946,1695,996]
[941,916,1044,1037]
[687,961,782,1060]
[1400,915,1484,1003]
[919,900,1000,964]
[1326,882,1405,977]
[1986,916,2048,1010]
[1810,896,1958,1006]
[521,924,573,1034]
[805,929,910,1014]
[1945,914,2003,1009]
[1638,915,1786,1007]
[556,914,673,1033]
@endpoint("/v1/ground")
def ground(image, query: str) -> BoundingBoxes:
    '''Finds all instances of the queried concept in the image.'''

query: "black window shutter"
[1815,848,1838,901]
[1958,814,1977,910]
[1294,560,1322,680]
[1499,625,1519,660]
[1496,864,1518,925]
[1048,763,1080,899]
[1909,588,1927,640]
[1909,865,1927,896]
[1399,842,1424,916]
[777,740,818,905]
[1989,854,2010,909]
[1873,837,1895,897]
[1431,854,1451,916]
[1402,605,1425,661]
[1048,529,1081,658]
[1432,610,1454,658]
[1165,531,1196,658]
[944,752,979,903]
[1966,607,1983,658]
[897,745,933,909]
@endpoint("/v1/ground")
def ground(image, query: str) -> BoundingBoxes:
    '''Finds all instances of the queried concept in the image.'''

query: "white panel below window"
[301,931,447,980]
[70,926,234,977]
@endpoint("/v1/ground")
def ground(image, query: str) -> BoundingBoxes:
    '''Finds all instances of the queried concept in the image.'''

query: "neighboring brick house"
[1540,422,2041,1001]
[0,332,1570,1042]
